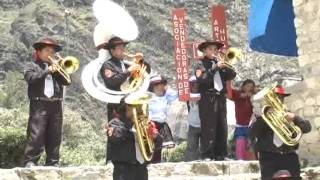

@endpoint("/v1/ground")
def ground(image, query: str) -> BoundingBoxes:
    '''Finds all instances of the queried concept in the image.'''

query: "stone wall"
[285,0,320,165]
[1,162,320,180]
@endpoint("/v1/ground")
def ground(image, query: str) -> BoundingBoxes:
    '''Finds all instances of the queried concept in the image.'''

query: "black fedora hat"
[106,36,129,50]
[33,38,62,52]
[198,41,224,52]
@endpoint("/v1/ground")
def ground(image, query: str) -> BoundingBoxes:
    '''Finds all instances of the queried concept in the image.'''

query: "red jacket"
[229,89,253,126]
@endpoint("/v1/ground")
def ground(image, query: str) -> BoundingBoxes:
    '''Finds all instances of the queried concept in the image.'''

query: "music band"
[19,1,312,180]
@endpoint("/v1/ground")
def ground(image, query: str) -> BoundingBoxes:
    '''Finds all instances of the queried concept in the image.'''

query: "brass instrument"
[48,55,80,84]
[126,92,155,161]
[261,84,302,146]
[216,48,242,70]
[121,53,148,92]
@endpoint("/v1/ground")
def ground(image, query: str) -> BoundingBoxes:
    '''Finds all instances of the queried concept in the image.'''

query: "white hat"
[93,23,113,48]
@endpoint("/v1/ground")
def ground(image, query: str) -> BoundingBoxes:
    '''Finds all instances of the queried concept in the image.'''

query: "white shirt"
[148,88,178,123]
[188,100,201,128]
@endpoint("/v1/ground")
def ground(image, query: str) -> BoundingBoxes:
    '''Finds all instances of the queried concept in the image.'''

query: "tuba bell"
[81,0,150,103]
[259,84,302,146]
[48,55,80,84]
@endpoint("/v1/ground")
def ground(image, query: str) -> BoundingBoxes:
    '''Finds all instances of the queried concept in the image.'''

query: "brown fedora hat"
[33,38,62,52]
[106,36,129,50]
[198,41,224,52]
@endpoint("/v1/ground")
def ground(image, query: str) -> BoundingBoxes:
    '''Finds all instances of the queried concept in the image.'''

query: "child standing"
[229,79,256,160]
[185,76,201,161]
[148,75,178,163]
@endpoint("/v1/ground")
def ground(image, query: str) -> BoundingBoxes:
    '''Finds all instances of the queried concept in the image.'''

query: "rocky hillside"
[0,0,301,124]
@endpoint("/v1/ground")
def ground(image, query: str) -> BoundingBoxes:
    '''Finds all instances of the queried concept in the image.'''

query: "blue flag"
[249,0,298,56]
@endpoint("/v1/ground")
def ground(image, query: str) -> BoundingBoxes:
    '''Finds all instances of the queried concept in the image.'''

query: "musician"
[195,41,236,160]
[99,36,151,121]
[105,98,159,180]
[23,38,71,167]
[99,36,141,121]
[148,75,178,163]
[249,86,311,180]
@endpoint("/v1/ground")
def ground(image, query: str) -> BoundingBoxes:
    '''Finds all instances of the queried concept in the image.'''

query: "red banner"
[172,8,190,101]
[212,5,232,98]
[211,5,229,51]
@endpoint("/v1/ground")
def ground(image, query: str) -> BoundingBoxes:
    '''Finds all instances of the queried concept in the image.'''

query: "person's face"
[125,105,133,119]
[242,83,255,93]
[277,94,285,103]
[38,46,56,62]
[153,83,166,96]
[204,45,219,59]
[190,82,199,93]
[110,44,125,59]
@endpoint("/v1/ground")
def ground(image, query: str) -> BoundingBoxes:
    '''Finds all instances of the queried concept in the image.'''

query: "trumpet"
[48,55,80,84]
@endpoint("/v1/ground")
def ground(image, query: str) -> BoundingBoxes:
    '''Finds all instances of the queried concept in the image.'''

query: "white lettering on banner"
[172,9,190,101]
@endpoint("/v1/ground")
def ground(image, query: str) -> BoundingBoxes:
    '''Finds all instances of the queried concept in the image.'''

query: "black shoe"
[215,156,226,161]
[45,163,59,167]
[25,161,37,168]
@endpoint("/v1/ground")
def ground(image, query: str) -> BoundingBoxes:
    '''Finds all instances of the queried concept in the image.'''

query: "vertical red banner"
[172,8,190,101]
[211,5,229,51]
[211,5,232,98]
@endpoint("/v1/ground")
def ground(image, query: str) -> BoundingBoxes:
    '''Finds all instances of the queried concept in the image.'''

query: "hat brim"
[198,41,224,52]
[106,41,129,50]
[33,43,62,52]
[276,93,291,97]
[150,79,167,85]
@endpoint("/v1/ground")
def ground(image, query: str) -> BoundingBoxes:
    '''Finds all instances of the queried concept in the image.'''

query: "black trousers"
[185,125,201,161]
[259,151,301,180]
[150,122,173,163]
[24,100,63,165]
[107,103,123,121]
[113,162,148,180]
[199,93,227,159]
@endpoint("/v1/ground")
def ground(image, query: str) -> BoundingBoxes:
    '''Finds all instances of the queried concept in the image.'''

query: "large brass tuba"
[81,0,149,103]
[48,55,80,84]
[126,92,155,161]
[259,84,302,146]
[82,0,155,161]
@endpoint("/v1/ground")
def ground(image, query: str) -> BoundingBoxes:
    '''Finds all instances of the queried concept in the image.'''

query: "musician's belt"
[204,89,224,96]
[31,97,62,102]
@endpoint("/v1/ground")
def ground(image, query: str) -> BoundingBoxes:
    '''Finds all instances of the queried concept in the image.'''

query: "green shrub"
[162,141,187,162]
[0,127,26,168]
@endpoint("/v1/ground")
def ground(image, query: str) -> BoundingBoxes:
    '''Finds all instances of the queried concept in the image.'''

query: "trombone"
[215,47,242,70]
[48,55,80,84]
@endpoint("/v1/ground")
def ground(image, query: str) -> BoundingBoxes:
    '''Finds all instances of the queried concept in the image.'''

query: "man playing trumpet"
[23,38,71,167]
[195,40,236,161]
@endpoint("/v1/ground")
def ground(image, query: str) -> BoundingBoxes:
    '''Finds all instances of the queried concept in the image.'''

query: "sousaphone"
[81,0,150,103]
